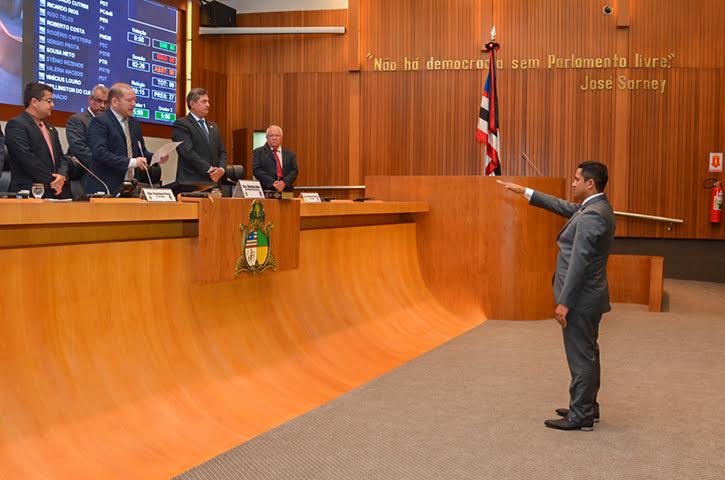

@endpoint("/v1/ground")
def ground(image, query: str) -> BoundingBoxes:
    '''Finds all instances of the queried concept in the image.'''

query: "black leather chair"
[164,164,244,198]
[0,144,10,193]
[222,164,245,197]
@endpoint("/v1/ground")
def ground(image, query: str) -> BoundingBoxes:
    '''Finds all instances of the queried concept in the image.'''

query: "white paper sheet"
[151,141,182,165]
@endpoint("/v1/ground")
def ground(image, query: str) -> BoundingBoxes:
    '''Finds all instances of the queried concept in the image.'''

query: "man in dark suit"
[66,84,109,170]
[85,82,167,195]
[172,87,227,184]
[499,162,616,431]
[0,124,6,183]
[252,125,298,192]
[5,82,71,198]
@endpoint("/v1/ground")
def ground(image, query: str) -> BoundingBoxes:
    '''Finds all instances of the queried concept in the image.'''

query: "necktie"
[122,118,134,181]
[198,118,210,142]
[273,148,283,179]
[38,122,55,165]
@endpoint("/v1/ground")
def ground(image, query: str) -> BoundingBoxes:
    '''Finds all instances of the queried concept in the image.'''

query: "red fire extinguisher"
[710,180,723,223]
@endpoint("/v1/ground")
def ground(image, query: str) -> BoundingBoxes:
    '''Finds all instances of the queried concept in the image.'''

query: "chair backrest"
[0,144,10,193]
[70,179,84,198]
[222,165,245,197]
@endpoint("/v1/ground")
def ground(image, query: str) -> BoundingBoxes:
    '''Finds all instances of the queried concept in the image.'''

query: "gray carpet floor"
[174,279,725,479]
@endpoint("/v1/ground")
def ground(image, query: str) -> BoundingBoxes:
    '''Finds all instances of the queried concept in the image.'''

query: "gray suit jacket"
[530,191,616,315]
[66,109,94,167]
[172,115,227,183]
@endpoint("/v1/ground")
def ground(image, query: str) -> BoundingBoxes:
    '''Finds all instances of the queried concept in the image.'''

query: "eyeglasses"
[40,97,54,104]
[91,97,108,104]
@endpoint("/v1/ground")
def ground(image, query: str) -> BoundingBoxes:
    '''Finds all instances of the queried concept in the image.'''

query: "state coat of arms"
[235,200,277,276]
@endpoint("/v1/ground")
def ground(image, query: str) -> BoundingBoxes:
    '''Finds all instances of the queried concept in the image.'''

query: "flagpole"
[484,27,501,176]
[475,27,502,176]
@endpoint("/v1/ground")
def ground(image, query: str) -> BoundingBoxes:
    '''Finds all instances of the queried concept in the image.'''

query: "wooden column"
[612,0,631,235]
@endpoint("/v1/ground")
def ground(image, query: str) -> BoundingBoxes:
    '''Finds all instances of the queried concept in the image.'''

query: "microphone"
[138,140,155,187]
[522,152,543,176]
[69,155,111,196]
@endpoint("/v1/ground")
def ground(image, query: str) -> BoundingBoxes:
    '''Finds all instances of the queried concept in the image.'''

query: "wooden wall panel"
[498,70,616,182]
[623,0,725,239]
[226,10,348,74]
[628,69,725,239]
[361,0,490,67]
[361,71,482,176]
[216,73,347,186]
[196,68,229,147]
[493,0,620,61]
[629,0,725,68]
[282,73,350,186]
[191,0,725,238]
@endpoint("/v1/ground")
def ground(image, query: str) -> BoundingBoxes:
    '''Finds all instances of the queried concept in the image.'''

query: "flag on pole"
[476,28,501,176]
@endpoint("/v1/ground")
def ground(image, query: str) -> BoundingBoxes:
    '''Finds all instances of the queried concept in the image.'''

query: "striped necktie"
[122,117,134,181]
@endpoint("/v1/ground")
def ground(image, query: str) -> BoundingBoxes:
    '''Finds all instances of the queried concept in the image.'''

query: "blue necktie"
[198,119,210,142]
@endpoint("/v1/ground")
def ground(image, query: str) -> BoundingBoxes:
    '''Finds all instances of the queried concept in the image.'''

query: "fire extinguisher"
[708,179,723,223]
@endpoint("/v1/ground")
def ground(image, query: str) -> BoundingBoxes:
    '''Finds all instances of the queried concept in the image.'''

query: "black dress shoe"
[544,417,594,431]
[555,408,600,423]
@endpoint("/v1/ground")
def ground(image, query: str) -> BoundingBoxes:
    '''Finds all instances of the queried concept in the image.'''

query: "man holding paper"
[172,87,227,184]
[85,82,168,194]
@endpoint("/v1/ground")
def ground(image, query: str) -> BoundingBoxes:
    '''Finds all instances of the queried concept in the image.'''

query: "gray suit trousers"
[562,309,602,423]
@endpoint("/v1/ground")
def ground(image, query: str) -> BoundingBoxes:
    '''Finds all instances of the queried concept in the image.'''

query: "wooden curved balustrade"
[366,176,567,319]
[0,198,487,479]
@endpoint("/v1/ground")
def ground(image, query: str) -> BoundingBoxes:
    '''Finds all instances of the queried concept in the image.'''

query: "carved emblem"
[235,200,277,276]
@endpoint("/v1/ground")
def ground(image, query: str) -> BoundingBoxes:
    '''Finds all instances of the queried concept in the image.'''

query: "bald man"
[66,84,109,170]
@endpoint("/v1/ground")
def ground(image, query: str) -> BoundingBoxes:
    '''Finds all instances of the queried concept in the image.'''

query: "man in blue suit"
[85,82,168,194]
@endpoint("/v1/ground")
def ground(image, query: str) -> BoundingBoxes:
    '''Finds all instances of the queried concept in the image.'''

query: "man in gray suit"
[172,87,227,184]
[66,84,109,169]
[499,161,616,431]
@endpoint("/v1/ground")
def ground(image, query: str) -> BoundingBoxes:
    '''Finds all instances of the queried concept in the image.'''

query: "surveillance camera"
[603,5,613,15]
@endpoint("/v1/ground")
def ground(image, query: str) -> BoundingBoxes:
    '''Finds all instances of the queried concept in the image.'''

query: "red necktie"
[273,148,283,179]
[38,122,55,165]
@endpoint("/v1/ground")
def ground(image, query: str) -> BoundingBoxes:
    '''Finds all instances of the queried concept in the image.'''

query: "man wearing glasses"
[66,85,109,172]
[5,82,71,198]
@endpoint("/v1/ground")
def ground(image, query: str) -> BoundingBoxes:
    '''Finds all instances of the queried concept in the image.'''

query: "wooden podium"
[182,197,300,283]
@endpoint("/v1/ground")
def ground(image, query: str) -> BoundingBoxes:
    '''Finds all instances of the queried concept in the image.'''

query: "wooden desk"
[300,200,429,229]
[0,199,198,248]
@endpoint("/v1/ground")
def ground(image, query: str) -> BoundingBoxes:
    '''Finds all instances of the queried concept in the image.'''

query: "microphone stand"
[138,141,155,188]
[69,156,111,197]
[522,152,543,176]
